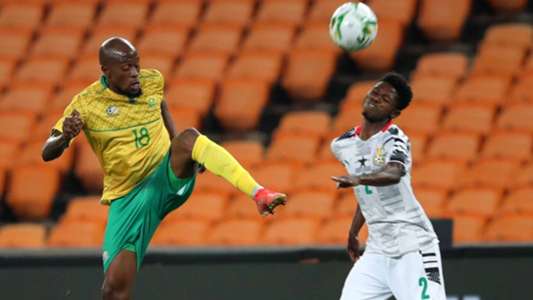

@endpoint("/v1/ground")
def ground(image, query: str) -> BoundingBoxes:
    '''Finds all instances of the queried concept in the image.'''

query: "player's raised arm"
[42,110,83,161]
[331,161,405,188]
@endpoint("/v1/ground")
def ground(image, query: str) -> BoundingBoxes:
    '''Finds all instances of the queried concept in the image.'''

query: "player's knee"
[173,127,200,154]
[102,273,130,300]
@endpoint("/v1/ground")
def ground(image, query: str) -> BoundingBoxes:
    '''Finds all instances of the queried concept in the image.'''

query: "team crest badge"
[373,146,386,166]
[106,105,119,117]
[148,98,157,108]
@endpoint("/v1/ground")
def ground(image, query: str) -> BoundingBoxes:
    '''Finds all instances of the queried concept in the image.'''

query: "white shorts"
[340,244,446,300]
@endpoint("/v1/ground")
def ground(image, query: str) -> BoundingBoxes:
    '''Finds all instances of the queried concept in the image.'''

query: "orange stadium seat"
[308,0,348,22]
[501,188,533,216]
[335,193,357,218]
[409,133,428,164]
[140,54,175,79]
[486,0,529,12]
[294,21,341,54]
[484,215,533,242]
[252,163,296,195]
[0,141,19,169]
[242,23,298,54]
[14,58,69,86]
[164,192,228,222]
[0,29,33,60]
[30,27,85,60]
[452,216,486,244]
[368,0,417,26]
[511,162,533,188]
[471,45,527,78]
[283,50,337,101]
[97,0,149,29]
[174,52,230,82]
[341,81,374,111]
[510,76,533,103]
[277,191,335,220]
[441,103,495,134]
[412,160,464,191]
[426,132,480,163]
[263,218,320,245]
[68,55,100,85]
[481,132,532,161]
[207,219,263,246]
[152,220,209,246]
[0,224,47,248]
[194,172,235,197]
[48,221,105,248]
[169,108,202,131]
[415,187,448,218]
[203,0,256,27]
[483,23,532,50]
[45,0,97,30]
[413,52,468,82]
[410,76,457,107]
[0,84,53,115]
[497,104,533,132]
[18,141,74,174]
[51,82,87,112]
[267,135,320,165]
[447,188,502,218]
[138,25,190,59]
[188,24,243,55]
[0,112,36,143]
[215,79,270,130]
[294,162,345,192]
[459,159,520,189]
[150,0,203,28]
[32,112,63,142]
[417,0,471,41]
[166,79,215,117]
[226,51,284,83]
[82,25,138,56]
[7,165,60,220]
[0,2,44,30]
[395,103,442,135]
[454,75,510,105]
[226,195,266,220]
[351,20,404,71]
[75,138,104,193]
[275,111,331,139]
[0,59,15,88]
[0,167,5,196]
[317,218,369,245]
[221,140,264,169]
[61,196,107,225]
[256,0,307,26]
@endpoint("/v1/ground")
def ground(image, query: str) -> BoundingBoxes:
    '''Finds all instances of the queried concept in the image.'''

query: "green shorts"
[102,152,195,272]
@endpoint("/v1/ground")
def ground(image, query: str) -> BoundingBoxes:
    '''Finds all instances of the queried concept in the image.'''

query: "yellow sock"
[192,135,261,198]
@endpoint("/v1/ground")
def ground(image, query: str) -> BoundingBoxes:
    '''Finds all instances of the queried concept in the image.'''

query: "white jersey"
[331,123,438,257]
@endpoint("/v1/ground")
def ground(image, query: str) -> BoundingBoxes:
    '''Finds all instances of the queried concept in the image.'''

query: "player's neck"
[360,118,390,140]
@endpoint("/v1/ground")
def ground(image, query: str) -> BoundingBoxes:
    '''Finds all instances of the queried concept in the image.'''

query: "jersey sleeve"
[142,69,165,102]
[382,127,411,168]
[330,139,342,162]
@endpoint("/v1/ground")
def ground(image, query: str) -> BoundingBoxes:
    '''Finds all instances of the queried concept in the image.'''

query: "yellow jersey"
[54,69,171,204]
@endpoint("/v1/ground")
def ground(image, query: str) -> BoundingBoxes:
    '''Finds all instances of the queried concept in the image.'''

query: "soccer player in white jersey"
[331,73,446,300]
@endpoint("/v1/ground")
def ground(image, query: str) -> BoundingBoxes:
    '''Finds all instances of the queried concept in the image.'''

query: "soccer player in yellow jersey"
[42,37,287,300]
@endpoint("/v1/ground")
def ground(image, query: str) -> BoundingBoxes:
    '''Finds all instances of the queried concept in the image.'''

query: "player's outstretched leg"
[170,128,286,215]
[102,250,136,300]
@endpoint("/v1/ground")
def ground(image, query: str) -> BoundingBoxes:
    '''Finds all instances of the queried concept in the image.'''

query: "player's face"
[362,82,399,122]
[106,54,141,98]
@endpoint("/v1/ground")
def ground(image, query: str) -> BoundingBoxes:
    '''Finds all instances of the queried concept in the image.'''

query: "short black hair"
[380,72,412,110]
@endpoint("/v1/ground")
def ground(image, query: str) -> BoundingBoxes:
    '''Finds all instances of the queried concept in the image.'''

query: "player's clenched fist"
[62,110,83,141]
[347,233,360,262]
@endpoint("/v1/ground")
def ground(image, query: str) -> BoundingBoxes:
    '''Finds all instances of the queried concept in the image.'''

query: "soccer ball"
[329,2,378,52]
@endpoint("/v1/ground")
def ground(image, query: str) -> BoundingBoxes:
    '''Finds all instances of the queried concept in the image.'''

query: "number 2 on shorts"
[418,277,430,299]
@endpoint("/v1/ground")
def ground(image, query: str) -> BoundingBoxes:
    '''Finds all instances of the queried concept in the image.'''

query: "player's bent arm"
[332,162,405,188]
[161,101,178,139]
[42,130,69,161]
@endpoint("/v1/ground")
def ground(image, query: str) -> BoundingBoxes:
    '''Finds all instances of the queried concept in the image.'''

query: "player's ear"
[101,65,109,77]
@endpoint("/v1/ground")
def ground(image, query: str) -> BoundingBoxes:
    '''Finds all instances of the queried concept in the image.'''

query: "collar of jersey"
[100,75,138,103]
[354,120,393,136]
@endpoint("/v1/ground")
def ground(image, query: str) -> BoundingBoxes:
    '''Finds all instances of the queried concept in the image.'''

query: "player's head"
[362,72,412,123]
[99,37,141,98]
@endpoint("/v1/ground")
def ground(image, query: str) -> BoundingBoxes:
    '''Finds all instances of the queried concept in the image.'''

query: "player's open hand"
[331,175,360,189]
[62,110,84,141]
[347,233,360,262]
